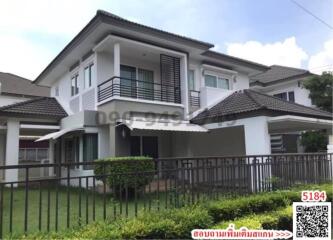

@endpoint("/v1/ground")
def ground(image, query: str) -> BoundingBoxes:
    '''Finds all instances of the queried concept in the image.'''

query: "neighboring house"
[0,72,49,107]
[249,65,316,153]
[0,10,332,183]
[0,73,51,180]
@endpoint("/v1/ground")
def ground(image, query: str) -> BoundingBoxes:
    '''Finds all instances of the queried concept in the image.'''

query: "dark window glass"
[83,134,98,170]
[288,91,295,102]
[71,74,79,96]
[274,92,287,100]
[130,136,141,156]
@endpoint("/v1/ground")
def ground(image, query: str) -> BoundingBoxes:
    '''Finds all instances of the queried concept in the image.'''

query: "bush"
[94,156,155,198]
[207,192,290,222]
[120,206,213,239]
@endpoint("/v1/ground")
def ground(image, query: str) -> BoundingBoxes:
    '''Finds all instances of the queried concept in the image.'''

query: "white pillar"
[5,119,20,183]
[244,116,271,155]
[327,135,333,154]
[180,55,189,118]
[48,139,55,177]
[243,116,271,192]
[114,43,120,77]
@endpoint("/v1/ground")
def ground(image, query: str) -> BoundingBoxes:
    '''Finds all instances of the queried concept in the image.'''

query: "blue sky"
[0,0,332,79]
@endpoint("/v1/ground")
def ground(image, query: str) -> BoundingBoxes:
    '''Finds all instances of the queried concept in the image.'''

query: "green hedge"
[207,182,332,223]
[94,156,155,197]
[17,183,332,239]
[18,206,212,240]
[214,206,293,231]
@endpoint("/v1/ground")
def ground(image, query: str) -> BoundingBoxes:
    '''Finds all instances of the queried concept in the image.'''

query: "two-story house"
[249,65,317,153]
[1,10,332,183]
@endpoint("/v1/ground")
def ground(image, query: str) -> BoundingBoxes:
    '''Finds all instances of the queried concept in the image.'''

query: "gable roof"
[250,65,313,87]
[0,72,49,97]
[191,90,332,124]
[0,97,67,120]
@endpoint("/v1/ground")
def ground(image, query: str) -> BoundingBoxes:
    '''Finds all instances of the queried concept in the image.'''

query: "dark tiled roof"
[0,72,49,97]
[98,10,214,48]
[191,90,332,124]
[0,97,67,119]
[250,65,312,86]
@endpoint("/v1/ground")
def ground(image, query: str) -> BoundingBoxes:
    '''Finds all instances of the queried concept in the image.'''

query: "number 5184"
[301,191,327,202]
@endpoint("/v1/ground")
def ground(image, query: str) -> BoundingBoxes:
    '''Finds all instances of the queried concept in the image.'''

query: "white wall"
[51,54,97,113]
[234,72,250,90]
[0,95,31,107]
[262,81,313,107]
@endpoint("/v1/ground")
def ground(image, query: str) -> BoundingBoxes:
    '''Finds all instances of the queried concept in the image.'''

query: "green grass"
[1,185,175,236]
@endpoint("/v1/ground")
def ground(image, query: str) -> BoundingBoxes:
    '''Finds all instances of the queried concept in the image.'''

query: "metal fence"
[0,153,331,237]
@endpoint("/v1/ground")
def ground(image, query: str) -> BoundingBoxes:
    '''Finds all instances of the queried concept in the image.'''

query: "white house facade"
[0,10,332,183]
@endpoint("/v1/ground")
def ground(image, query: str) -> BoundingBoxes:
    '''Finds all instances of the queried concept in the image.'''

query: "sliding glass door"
[120,65,136,98]
[138,68,154,100]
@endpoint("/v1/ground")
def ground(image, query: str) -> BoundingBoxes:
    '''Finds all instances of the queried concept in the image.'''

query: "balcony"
[97,76,181,104]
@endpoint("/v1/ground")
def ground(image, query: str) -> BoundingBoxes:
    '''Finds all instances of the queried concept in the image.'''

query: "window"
[217,77,229,90]
[64,137,80,168]
[83,134,98,170]
[205,74,230,90]
[188,70,195,90]
[84,63,94,89]
[288,91,295,102]
[55,86,59,96]
[274,91,295,102]
[138,68,154,100]
[205,74,217,88]
[71,74,79,96]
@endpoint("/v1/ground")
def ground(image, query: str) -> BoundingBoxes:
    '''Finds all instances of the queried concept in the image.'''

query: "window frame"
[204,72,231,90]
[71,73,79,97]
[188,69,195,91]
[84,62,94,89]
[274,91,295,102]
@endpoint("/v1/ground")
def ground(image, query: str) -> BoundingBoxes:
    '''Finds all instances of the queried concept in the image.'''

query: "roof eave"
[202,50,270,72]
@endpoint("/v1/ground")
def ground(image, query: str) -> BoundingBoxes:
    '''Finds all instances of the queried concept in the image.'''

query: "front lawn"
[11,182,332,239]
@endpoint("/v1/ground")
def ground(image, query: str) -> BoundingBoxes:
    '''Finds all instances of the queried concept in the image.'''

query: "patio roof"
[0,97,67,120]
[191,90,332,124]
[119,118,208,132]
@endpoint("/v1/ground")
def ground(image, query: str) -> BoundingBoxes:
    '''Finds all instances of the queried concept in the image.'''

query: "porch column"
[5,119,20,183]
[327,135,333,154]
[243,116,271,155]
[48,139,55,177]
[114,43,120,77]
[243,116,271,192]
[109,124,116,157]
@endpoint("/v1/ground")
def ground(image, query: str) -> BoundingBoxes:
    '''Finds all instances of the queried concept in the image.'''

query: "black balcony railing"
[97,77,181,104]
[189,90,200,107]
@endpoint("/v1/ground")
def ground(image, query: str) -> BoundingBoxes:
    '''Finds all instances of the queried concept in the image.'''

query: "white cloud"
[308,39,333,74]
[226,37,308,68]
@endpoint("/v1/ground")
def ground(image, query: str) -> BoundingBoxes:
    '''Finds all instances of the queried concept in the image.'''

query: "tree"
[303,71,333,112]
[301,72,332,152]
[301,130,328,152]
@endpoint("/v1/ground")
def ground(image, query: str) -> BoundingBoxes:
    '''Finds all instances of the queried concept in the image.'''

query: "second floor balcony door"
[138,68,154,100]
[120,65,137,98]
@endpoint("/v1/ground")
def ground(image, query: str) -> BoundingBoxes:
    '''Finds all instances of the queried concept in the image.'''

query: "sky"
[0,0,332,80]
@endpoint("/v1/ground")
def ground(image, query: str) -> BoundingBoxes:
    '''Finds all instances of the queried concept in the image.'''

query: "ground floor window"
[83,134,98,170]
[130,136,158,158]
[65,136,80,168]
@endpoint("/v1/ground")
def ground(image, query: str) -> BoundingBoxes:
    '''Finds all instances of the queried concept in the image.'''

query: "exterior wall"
[0,95,31,107]
[260,81,313,107]
[51,54,97,114]
[171,126,246,157]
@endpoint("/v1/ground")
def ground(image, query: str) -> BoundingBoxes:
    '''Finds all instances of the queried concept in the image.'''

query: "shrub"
[121,206,213,239]
[94,156,155,198]
[207,192,289,223]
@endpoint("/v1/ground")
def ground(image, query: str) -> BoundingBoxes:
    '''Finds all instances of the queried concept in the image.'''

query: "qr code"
[293,202,331,240]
